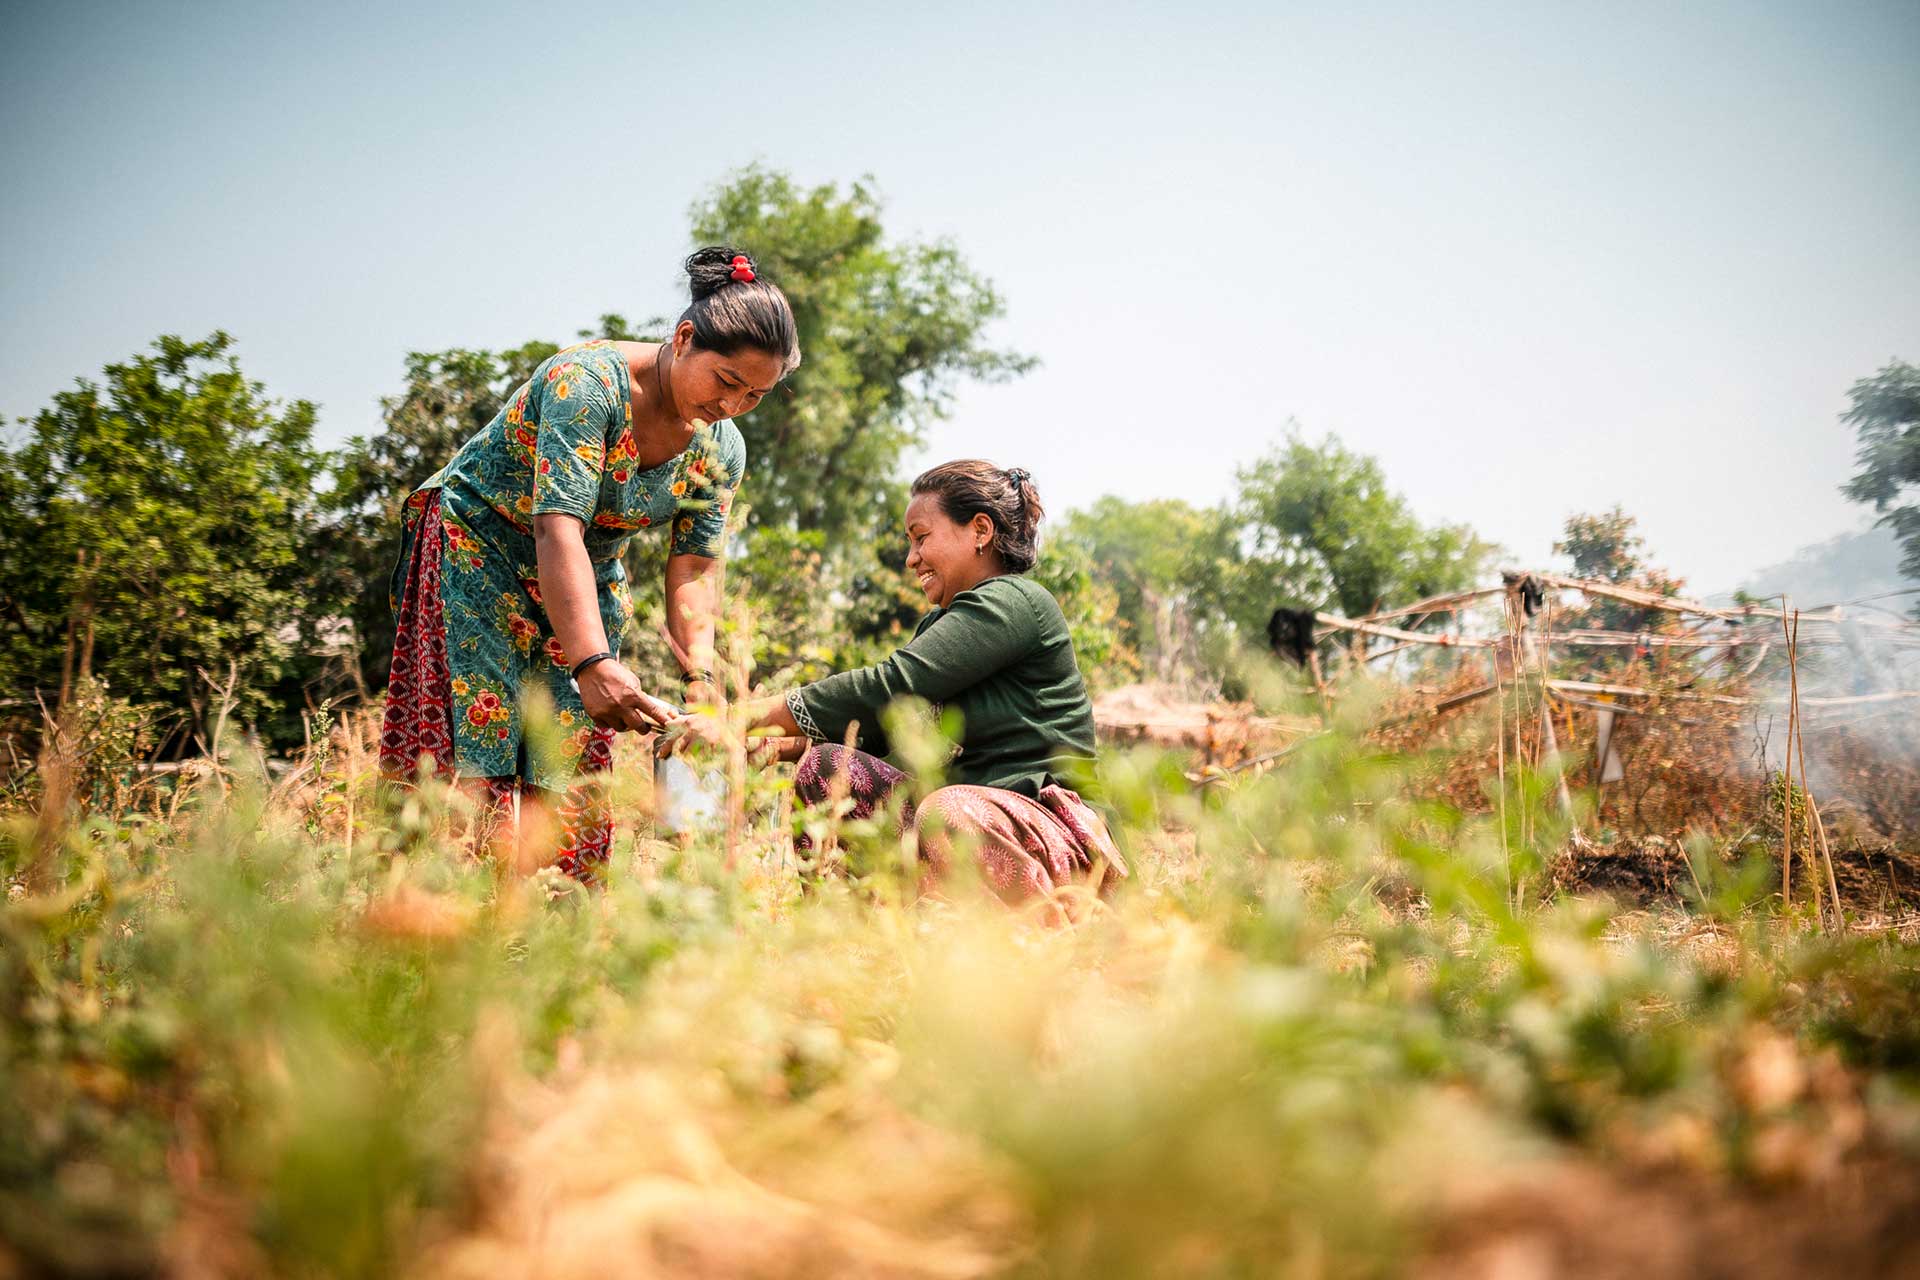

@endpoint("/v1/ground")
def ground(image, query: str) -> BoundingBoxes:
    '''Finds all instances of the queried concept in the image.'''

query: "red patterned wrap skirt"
[380,490,615,881]
[793,743,1127,905]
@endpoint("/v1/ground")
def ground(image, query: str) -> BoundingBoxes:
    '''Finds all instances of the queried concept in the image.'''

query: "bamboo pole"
[1312,612,1494,649]
[1781,607,1798,914]
[1785,609,1846,932]
[1354,587,1507,625]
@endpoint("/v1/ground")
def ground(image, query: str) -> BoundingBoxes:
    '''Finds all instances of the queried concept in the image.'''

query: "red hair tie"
[728,255,755,283]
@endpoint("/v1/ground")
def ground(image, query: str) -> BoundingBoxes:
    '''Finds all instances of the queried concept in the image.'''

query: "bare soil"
[1415,1148,1920,1280]
[1551,836,1920,913]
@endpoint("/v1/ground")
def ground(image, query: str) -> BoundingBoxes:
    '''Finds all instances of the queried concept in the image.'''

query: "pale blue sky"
[3,0,1915,592]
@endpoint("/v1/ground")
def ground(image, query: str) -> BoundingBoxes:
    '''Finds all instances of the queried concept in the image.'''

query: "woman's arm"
[534,513,675,732]
[664,422,747,706]
[662,580,1038,760]
[664,552,721,704]
[657,691,801,758]
[784,580,1039,746]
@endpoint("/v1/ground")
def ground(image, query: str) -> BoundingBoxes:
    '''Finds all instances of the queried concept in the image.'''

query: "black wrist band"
[680,668,717,686]
[570,652,615,680]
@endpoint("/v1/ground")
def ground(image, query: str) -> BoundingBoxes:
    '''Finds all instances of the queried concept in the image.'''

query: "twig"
[1189,682,1500,787]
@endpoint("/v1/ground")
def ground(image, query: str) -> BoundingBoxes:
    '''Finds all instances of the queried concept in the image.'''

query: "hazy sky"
[3,0,1915,593]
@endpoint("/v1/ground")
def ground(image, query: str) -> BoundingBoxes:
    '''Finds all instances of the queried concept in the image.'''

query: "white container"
[654,753,725,835]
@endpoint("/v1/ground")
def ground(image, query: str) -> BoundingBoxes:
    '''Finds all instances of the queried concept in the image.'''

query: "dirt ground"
[1413,1149,1920,1280]
[1551,835,1920,915]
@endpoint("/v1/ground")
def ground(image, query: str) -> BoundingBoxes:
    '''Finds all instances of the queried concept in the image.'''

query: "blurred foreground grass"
[4,705,1920,1279]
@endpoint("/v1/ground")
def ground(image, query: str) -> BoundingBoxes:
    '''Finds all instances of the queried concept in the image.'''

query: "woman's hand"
[658,713,807,766]
[656,710,728,758]
[576,661,677,732]
[748,734,807,767]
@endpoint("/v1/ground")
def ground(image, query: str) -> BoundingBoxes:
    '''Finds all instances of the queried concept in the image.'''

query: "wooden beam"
[1312,612,1495,649]
[1355,587,1506,625]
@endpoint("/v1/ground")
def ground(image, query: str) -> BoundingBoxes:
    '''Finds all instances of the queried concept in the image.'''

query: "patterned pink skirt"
[793,744,1126,904]
[380,490,615,881]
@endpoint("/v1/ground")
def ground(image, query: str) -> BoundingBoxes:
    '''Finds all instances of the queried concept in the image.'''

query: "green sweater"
[786,574,1098,796]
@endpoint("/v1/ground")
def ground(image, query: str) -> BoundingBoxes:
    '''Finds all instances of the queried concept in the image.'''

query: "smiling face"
[669,320,786,425]
[904,491,999,609]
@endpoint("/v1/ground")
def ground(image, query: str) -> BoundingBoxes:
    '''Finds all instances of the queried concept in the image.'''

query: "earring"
[975,544,985,556]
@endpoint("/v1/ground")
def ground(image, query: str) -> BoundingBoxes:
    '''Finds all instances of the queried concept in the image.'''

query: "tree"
[1227,431,1490,629]
[1054,497,1227,686]
[0,334,328,753]
[1029,537,1138,691]
[1554,506,1684,632]
[326,168,1033,696]
[1839,360,1920,609]
[1050,436,1491,690]
[688,167,1034,539]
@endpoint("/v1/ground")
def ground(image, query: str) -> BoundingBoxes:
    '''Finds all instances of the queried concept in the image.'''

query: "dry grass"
[5,702,1920,1279]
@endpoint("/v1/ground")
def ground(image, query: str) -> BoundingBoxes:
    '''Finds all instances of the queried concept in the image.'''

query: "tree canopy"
[686,167,1034,538]
[1053,497,1228,686]
[1054,434,1494,688]
[2,169,1519,759]
[1228,431,1490,627]
[0,333,328,752]
[1553,506,1685,632]
[319,169,1038,695]
[1840,359,1920,606]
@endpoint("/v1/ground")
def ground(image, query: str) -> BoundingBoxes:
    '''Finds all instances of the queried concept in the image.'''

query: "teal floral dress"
[391,340,745,789]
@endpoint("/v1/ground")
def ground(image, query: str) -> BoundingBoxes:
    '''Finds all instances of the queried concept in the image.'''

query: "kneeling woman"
[667,461,1123,902]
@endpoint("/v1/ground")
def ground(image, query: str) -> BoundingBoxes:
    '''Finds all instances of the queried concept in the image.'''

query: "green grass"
[4,715,1918,1278]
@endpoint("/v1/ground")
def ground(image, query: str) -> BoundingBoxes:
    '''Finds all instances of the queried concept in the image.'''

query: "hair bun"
[911,459,1046,573]
[685,246,754,303]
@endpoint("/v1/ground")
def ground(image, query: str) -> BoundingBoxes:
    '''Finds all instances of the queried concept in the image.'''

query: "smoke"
[1745,609,1920,840]
[1720,524,1920,835]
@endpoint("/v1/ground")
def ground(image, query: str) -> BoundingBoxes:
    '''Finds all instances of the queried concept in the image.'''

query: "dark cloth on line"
[1267,606,1318,668]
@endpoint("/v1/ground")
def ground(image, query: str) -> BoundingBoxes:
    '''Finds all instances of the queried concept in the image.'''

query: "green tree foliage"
[688,167,1035,538]
[1553,505,1684,632]
[1228,431,1491,626]
[0,334,327,752]
[1839,360,1920,605]
[0,174,1520,765]
[1055,497,1226,685]
[1029,536,1138,690]
[1054,435,1491,689]
[323,168,1036,698]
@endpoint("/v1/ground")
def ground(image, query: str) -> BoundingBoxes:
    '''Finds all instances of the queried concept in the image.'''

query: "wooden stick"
[1313,612,1495,649]
[1786,608,1846,931]
[1354,587,1507,624]
[1782,607,1799,917]
[1544,679,1920,710]
[1190,682,1502,786]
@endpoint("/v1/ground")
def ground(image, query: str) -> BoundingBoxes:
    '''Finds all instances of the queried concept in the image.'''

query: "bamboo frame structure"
[1199,572,1919,787]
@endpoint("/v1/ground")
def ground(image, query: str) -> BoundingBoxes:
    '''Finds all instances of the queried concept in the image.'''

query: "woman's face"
[670,322,785,425]
[904,492,995,609]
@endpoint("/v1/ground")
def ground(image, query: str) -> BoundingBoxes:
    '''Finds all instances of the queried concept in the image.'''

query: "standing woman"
[380,248,799,879]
